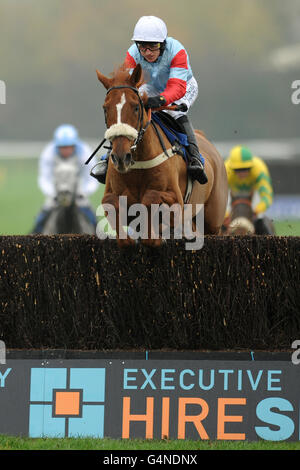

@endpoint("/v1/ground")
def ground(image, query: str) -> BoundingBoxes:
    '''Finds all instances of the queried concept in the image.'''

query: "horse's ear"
[140,90,148,106]
[96,69,113,90]
[130,64,143,87]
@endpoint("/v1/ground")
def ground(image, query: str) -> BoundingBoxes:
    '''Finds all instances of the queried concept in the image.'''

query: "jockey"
[92,15,208,185]
[224,145,274,234]
[31,124,98,233]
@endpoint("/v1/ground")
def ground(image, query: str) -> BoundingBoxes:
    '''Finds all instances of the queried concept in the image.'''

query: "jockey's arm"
[253,165,273,216]
[125,51,137,70]
[160,49,189,105]
[38,144,56,198]
[224,160,232,219]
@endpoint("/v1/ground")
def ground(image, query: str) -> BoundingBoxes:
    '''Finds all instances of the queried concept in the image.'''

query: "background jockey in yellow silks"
[224,145,274,234]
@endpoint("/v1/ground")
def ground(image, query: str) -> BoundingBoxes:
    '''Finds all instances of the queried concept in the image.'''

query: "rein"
[85,85,151,166]
[85,85,183,168]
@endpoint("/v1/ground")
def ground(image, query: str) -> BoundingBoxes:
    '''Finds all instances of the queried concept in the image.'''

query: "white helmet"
[132,16,167,43]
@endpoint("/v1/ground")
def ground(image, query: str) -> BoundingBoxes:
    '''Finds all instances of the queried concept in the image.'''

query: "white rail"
[1,138,300,161]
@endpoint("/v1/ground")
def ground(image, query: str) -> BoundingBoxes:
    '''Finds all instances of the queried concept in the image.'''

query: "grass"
[0,157,299,236]
[0,158,104,235]
[0,159,298,452]
[274,219,300,236]
[0,435,300,450]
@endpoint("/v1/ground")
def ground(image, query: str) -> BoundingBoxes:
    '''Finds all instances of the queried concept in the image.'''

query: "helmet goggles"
[136,41,161,52]
[234,167,252,172]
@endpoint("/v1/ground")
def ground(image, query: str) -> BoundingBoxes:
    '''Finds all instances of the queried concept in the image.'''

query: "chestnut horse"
[95,64,228,247]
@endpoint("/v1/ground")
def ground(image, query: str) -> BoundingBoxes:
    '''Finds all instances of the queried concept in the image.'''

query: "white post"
[0,340,6,365]
[0,80,6,104]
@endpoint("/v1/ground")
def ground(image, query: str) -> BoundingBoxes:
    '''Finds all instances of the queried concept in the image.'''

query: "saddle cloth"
[152,112,204,212]
[151,111,189,161]
[151,112,205,168]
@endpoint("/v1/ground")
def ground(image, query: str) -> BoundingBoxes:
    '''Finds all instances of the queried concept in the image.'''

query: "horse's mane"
[110,64,145,89]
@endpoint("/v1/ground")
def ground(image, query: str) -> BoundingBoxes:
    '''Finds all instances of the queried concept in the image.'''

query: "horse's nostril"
[125,153,132,166]
[111,153,132,168]
[111,154,118,165]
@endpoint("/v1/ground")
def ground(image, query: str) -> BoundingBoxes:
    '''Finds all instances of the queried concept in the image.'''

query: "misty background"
[1,0,300,143]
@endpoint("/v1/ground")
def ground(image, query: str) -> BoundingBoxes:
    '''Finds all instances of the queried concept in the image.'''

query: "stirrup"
[90,161,108,184]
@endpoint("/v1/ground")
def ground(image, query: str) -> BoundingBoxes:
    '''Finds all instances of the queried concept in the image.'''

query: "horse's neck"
[57,204,77,233]
[135,118,170,161]
[232,203,253,220]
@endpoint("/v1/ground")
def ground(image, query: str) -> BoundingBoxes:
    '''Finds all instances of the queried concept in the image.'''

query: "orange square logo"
[54,390,82,416]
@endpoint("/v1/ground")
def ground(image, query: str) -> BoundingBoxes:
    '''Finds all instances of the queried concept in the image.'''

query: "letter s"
[255,398,294,441]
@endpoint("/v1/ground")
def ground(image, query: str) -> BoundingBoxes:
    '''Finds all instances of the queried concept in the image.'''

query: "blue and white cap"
[54,124,79,147]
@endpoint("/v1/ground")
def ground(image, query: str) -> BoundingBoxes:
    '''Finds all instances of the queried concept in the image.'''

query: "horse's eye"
[134,105,139,113]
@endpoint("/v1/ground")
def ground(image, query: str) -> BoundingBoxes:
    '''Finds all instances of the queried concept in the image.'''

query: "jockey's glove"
[146,95,167,110]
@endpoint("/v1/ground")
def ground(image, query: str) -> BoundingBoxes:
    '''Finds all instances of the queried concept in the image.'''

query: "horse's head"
[228,216,255,235]
[96,64,148,174]
[54,157,79,206]
[228,194,255,235]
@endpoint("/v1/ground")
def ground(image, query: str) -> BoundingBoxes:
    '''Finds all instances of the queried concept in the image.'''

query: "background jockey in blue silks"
[32,124,98,233]
[92,15,208,185]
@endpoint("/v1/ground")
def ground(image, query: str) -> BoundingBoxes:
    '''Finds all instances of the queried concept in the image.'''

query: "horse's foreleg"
[141,189,180,247]
[101,193,135,248]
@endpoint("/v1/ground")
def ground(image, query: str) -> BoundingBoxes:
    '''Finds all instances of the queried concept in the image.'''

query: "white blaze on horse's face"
[116,93,126,124]
[104,92,138,143]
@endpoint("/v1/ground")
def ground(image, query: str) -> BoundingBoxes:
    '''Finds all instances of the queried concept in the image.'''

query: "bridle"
[231,198,253,209]
[85,85,151,167]
[105,85,151,152]
[85,84,181,169]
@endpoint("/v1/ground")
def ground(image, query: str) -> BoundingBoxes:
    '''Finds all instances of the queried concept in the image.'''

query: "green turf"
[0,159,298,451]
[0,157,299,236]
[0,158,104,235]
[274,219,300,236]
[0,435,299,450]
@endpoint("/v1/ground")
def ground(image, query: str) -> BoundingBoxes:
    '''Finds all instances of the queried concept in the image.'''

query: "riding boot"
[90,153,109,184]
[177,115,208,184]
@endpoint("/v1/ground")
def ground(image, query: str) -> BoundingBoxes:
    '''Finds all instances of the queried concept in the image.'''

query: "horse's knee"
[204,222,221,235]
[142,190,164,207]
[142,189,177,208]
[102,193,119,209]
